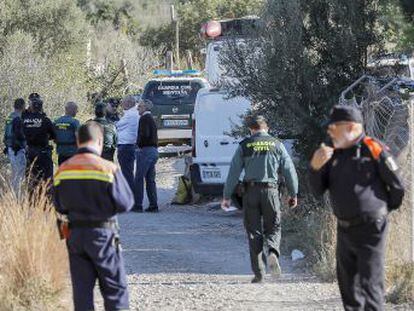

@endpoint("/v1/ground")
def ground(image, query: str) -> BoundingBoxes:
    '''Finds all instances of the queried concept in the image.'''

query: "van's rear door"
[194,91,250,183]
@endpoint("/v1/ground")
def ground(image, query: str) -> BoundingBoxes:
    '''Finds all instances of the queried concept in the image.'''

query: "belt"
[69,220,118,229]
[337,207,388,228]
[244,181,278,188]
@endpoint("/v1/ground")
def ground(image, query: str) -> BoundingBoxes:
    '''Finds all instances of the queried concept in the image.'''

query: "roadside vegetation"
[0,184,68,310]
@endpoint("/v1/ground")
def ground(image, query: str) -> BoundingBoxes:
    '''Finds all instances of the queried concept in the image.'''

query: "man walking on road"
[3,98,27,196]
[222,115,298,283]
[53,121,133,311]
[116,95,139,190]
[309,106,405,311]
[54,101,80,165]
[134,99,158,213]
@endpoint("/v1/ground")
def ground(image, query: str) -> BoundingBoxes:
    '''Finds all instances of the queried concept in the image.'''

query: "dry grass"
[385,198,414,303]
[0,184,69,310]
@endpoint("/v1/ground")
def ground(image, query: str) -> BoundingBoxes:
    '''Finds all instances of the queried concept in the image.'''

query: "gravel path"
[95,157,412,311]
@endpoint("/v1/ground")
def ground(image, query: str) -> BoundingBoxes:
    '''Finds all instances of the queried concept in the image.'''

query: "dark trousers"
[117,144,136,190]
[58,154,74,166]
[26,146,53,188]
[337,218,388,311]
[67,228,129,311]
[242,186,281,278]
[134,147,158,209]
[102,149,115,162]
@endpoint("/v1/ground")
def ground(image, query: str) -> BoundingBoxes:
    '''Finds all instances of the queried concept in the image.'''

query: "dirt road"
[98,157,411,310]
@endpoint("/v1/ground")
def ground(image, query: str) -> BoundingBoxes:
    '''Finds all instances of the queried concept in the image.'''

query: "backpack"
[172,175,192,205]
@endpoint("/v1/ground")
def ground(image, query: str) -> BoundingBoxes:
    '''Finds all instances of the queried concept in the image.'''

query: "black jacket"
[53,147,133,221]
[309,135,405,220]
[22,110,55,148]
[137,112,158,148]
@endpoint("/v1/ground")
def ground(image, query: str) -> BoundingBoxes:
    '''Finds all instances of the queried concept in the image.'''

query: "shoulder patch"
[363,136,383,160]
[57,153,117,174]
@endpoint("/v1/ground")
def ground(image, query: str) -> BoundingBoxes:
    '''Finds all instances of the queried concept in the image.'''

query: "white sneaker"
[268,252,281,277]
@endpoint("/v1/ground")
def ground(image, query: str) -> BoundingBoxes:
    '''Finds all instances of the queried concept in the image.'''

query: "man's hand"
[310,143,334,171]
[221,198,231,210]
[288,196,298,208]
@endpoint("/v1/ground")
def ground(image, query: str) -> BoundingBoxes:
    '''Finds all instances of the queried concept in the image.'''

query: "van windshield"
[143,81,203,105]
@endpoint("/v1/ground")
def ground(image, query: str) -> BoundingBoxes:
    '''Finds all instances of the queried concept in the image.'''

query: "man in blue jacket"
[53,121,133,311]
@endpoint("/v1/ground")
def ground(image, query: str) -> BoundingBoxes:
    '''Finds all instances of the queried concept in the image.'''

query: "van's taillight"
[191,119,196,157]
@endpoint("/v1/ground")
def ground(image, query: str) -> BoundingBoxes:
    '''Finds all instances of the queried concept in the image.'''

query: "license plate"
[202,169,221,179]
[163,119,189,127]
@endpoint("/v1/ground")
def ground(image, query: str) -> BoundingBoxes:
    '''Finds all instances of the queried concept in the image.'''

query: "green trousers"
[242,186,281,278]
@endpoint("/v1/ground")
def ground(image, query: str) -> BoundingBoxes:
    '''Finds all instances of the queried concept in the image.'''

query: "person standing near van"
[221,115,298,283]
[93,102,117,161]
[3,98,27,195]
[134,99,158,213]
[116,95,139,190]
[54,102,80,165]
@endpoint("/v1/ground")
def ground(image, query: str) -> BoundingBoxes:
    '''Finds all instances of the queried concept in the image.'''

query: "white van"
[189,88,251,195]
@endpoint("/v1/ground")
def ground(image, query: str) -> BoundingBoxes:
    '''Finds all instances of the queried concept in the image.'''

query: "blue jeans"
[134,147,158,209]
[117,144,136,190]
[7,147,26,197]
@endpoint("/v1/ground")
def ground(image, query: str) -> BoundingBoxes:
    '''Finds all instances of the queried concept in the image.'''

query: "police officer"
[93,102,117,161]
[106,98,121,123]
[54,102,80,165]
[22,95,55,187]
[221,115,298,283]
[309,106,405,311]
[53,121,133,311]
[3,98,27,195]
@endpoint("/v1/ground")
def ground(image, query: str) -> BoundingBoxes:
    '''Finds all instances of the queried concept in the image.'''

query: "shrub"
[0,184,68,310]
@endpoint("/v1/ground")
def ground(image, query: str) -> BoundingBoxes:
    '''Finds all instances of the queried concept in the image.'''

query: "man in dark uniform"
[3,98,27,195]
[53,121,133,311]
[221,115,298,283]
[106,97,121,123]
[309,106,405,311]
[22,96,56,187]
[93,102,117,161]
[54,101,80,165]
[134,99,159,213]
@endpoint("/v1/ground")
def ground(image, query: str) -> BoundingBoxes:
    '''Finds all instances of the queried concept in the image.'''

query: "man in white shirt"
[116,95,139,190]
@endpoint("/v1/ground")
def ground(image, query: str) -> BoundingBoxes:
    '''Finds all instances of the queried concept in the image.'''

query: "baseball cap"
[328,105,363,125]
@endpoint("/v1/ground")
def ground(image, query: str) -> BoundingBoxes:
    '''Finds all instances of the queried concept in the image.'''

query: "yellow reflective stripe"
[54,170,114,186]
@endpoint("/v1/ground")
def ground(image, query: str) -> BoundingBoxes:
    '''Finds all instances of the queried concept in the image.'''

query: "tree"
[140,0,265,61]
[77,0,140,36]
[220,0,381,160]
[380,0,414,51]
[0,0,87,55]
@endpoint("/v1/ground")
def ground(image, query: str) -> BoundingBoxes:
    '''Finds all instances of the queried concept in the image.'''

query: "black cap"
[328,105,363,125]
[95,102,107,118]
[28,92,41,102]
[31,98,43,112]
[244,115,267,129]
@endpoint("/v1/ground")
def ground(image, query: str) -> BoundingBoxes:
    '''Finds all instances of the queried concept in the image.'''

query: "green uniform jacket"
[223,131,298,199]
[54,115,80,157]
[93,117,117,151]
